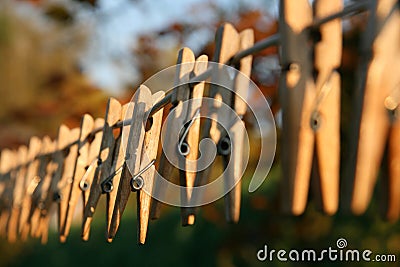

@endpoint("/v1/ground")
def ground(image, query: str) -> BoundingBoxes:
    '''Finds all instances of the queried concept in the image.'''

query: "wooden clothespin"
[279,0,342,215]
[60,115,104,242]
[344,0,400,216]
[7,145,28,243]
[19,136,53,241]
[57,127,80,239]
[0,149,16,238]
[82,98,122,241]
[105,103,131,239]
[18,137,42,239]
[186,23,254,223]
[108,85,164,244]
[151,48,208,226]
[28,136,56,240]
[33,125,72,244]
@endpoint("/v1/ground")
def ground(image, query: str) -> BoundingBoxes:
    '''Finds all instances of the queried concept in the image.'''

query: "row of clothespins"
[0,23,255,244]
[1,0,400,246]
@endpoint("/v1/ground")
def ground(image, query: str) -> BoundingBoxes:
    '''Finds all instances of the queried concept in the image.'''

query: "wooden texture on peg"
[383,3,400,221]
[179,55,208,225]
[105,103,131,237]
[82,98,122,241]
[138,91,165,244]
[150,48,195,222]
[108,85,151,242]
[311,0,342,215]
[0,149,16,237]
[221,29,254,223]
[35,125,72,244]
[18,137,42,236]
[57,127,80,238]
[18,136,53,241]
[28,136,55,240]
[350,0,399,215]
[279,0,319,215]
[279,0,343,215]
[7,146,28,243]
[60,114,95,242]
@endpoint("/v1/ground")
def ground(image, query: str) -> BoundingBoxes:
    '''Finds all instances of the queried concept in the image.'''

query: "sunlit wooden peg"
[179,55,208,225]
[279,0,316,215]
[18,136,52,241]
[349,0,399,215]
[57,127,80,239]
[60,114,94,242]
[28,136,55,240]
[383,5,400,221]
[82,98,122,241]
[35,125,72,244]
[18,137,42,238]
[105,103,131,237]
[0,149,16,238]
[108,85,152,242]
[150,48,195,222]
[7,145,28,243]
[308,0,342,215]
[223,29,254,223]
[137,91,165,244]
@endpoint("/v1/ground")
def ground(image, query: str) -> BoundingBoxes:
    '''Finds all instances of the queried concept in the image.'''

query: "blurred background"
[0,0,399,266]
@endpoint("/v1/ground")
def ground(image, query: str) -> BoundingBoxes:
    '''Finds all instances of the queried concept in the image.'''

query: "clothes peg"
[57,127,80,238]
[60,115,104,242]
[279,0,342,215]
[0,149,16,237]
[189,23,253,223]
[151,48,208,226]
[150,48,194,221]
[346,0,400,215]
[108,85,164,243]
[82,98,122,241]
[7,145,28,243]
[27,136,55,240]
[34,125,72,244]
[105,103,131,237]
[137,91,164,244]
[20,136,53,241]
[18,137,42,237]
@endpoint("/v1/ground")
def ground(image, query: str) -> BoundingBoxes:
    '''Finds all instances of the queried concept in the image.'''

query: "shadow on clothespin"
[60,115,104,242]
[7,146,28,243]
[57,127,80,240]
[18,137,42,240]
[107,85,164,244]
[279,0,342,215]
[150,48,208,226]
[82,98,122,241]
[0,149,16,238]
[343,0,400,217]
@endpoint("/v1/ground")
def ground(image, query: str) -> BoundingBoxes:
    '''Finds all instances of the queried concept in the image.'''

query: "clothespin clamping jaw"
[279,0,342,215]
[108,85,164,244]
